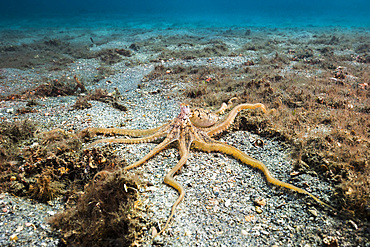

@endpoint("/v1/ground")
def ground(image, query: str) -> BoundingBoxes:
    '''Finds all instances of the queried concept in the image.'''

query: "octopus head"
[179,103,191,120]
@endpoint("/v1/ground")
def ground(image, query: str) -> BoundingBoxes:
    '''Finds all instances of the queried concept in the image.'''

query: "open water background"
[0,0,369,29]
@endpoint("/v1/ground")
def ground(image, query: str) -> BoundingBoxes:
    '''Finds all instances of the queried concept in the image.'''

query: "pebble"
[241,229,248,236]
[16,225,24,232]
[146,186,158,192]
[6,108,14,113]
[47,210,56,216]
[308,208,318,217]
[150,226,157,238]
[0,193,61,246]
[209,198,219,206]
[225,199,231,207]
[213,186,220,196]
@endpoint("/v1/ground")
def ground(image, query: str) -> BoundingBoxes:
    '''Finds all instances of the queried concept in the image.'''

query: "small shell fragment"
[245,215,256,222]
[255,206,263,214]
[184,229,191,236]
[100,157,106,163]
[10,234,18,241]
[213,186,220,196]
[348,219,358,230]
[25,222,37,230]
[209,198,219,206]
[146,186,158,192]
[290,171,301,176]
[308,208,318,217]
[15,225,23,232]
[254,198,267,207]
[151,226,157,237]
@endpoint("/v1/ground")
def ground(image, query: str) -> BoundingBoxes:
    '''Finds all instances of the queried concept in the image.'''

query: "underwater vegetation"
[0,122,149,245]
[0,74,127,113]
[0,125,123,200]
[0,119,35,163]
[48,168,148,247]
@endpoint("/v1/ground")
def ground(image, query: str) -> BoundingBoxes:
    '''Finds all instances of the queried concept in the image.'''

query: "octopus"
[80,99,333,239]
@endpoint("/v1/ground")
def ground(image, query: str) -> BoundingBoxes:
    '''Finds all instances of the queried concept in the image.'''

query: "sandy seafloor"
[0,15,369,247]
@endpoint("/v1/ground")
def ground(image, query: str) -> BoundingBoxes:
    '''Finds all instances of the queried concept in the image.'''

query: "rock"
[322,235,338,247]
[6,108,14,113]
[146,186,158,192]
[9,182,25,194]
[47,210,56,216]
[152,235,164,245]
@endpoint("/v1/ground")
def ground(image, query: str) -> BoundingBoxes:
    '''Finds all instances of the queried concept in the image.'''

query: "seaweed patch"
[48,168,148,247]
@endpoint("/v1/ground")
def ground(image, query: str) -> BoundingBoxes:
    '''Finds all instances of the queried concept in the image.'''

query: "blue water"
[0,0,369,30]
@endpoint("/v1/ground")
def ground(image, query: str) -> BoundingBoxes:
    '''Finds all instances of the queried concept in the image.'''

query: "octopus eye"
[254,139,264,148]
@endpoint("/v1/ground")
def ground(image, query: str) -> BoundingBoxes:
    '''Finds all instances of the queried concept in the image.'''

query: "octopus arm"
[155,147,189,237]
[206,103,267,137]
[79,121,171,138]
[193,140,334,210]
[84,129,169,149]
[124,131,179,171]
